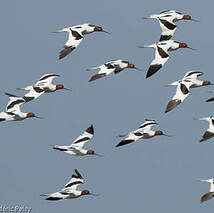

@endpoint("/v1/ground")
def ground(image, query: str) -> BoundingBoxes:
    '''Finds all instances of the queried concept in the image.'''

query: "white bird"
[87,60,142,82]
[143,10,198,41]
[16,74,71,102]
[198,178,214,203]
[52,125,102,156]
[196,117,214,142]
[40,169,96,200]
[163,71,212,88]
[165,79,193,113]
[0,93,42,122]
[116,119,170,147]
[53,24,110,59]
[138,40,193,78]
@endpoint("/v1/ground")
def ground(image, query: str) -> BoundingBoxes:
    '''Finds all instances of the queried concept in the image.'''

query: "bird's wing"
[116,132,143,147]
[146,45,169,78]
[200,192,214,203]
[89,64,115,82]
[63,169,84,190]
[70,125,94,148]
[138,119,158,131]
[200,131,214,142]
[5,93,25,113]
[199,117,214,132]
[165,81,191,113]
[36,74,60,87]
[22,86,45,102]
[159,18,176,41]
[183,71,204,79]
[59,28,83,59]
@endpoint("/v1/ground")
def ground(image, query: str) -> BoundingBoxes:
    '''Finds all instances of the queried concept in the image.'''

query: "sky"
[0,0,214,212]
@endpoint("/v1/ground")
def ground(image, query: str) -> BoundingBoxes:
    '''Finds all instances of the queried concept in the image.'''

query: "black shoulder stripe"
[71,29,83,40]
[39,74,60,81]
[23,96,34,102]
[46,197,63,201]
[73,137,90,144]
[116,139,135,147]
[140,122,156,128]
[185,71,203,77]
[72,169,83,179]
[134,132,143,137]
[180,83,189,95]
[105,63,115,69]
[33,86,44,93]
[159,19,176,30]
[160,35,172,41]
[64,181,83,188]
[7,99,25,110]
[157,46,169,58]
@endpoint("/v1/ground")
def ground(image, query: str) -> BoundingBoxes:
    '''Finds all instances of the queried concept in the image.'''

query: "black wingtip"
[206,97,214,102]
[86,125,94,135]
[5,92,18,97]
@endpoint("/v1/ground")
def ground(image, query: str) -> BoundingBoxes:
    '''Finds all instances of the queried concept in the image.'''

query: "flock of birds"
[5,10,214,203]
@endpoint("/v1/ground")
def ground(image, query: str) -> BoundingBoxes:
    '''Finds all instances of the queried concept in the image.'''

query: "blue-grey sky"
[1,0,214,212]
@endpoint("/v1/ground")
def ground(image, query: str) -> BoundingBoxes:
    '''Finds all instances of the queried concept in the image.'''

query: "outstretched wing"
[159,18,176,41]
[200,192,214,203]
[146,45,169,78]
[22,86,45,102]
[5,93,25,113]
[183,71,204,79]
[138,119,158,132]
[70,125,94,148]
[36,74,60,87]
[59,29,83,59]
[116,132,143,147]
[63,169,84,190]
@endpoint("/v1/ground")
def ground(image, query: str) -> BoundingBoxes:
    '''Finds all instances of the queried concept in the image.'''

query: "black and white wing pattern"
[165,80,192,113]
[116,131,144,147]
[63,169,84,190]
[59,28,83,60]
[22,86,45,102]
[159,18,177,41]
[198,117,214,142]
[183,71,204,80]
[70,125,94,148]
[88,63,116,82]
[146,44,169,78]
[138,119,158,132]
[36,74,60,88]
[5,93,25,113]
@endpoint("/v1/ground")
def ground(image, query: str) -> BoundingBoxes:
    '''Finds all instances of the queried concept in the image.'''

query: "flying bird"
[196,117,214,142]
[53,24,110,59]
[87,60,142,82]
[0,93,42,122]
[138,40,194,78]
[116,119,170,147]
[163,71,212,88]
[52,125,102,156]
[198,178,214,203]
[16,74,71,102]
[143,10,198,41]
[165,79,193,113]
[40,169,97,200]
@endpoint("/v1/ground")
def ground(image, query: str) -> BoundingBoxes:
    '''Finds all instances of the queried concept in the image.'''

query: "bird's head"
[81,190,90,196]
[86,150,95,155]
[26,112,35,118]
[182,15,191,20]
[154,130,164,136]
[56,84,64,90]
[203,81,213,86]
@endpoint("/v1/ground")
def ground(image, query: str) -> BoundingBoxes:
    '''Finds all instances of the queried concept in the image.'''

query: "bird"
[40,169,97,200]
[53,24,110,59]
[87,59,143,82]
[138,40,194,78]
[198,178,214,203]
[116,119,170,147]
[143,10,198,41]
[0,93,42,122]
[195,117,214,142]
[51,125,102,156]
[163,71,212,88]
[165,79,193,113]
[16,74,72,102]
